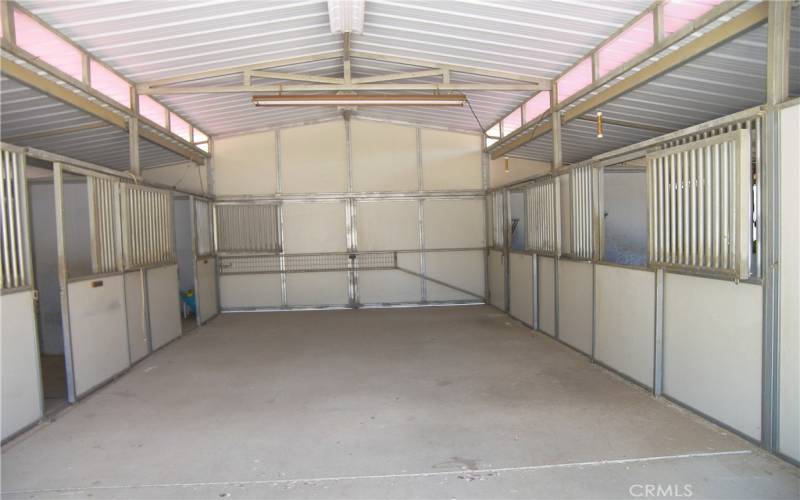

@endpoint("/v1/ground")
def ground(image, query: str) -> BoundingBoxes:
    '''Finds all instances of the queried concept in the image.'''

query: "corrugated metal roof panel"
[7,0,791,150]
[1,76,190,169]
[17,0,654,136]
[505,18,788,166]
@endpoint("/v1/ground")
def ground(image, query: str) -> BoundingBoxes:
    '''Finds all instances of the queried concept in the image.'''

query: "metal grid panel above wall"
[218,252,396,275]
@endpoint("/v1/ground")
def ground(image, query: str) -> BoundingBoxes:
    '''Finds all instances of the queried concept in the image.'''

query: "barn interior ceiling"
[1,0,798,167]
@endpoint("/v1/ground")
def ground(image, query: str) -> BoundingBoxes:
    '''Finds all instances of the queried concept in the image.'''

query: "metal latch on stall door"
[33,290,39,302]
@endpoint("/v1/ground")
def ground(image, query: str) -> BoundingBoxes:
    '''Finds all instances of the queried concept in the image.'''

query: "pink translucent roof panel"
[502,108,522,136]
[14,10,83,81]
[90,60,130,108]
[598,12,654,78]
[193,129,208,143]
[487,124,501,139]
[663,0,723,36]
[558,57,592,103]
[523,91,550,123]
[170,113,191,142]
[139,95,166,127]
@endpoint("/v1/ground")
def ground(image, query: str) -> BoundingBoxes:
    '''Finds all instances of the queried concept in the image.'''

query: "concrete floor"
[2,306,797,499]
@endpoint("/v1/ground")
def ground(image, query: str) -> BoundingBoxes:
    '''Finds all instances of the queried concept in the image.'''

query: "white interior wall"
[779,102,800,461]
[663,273,762,440]
[213,120,486,309]
[1,290,42,441]
[420,129,482,190]
[356,200,421,304]
[213,132,276,195]
[142,164,208,196]
[423,198,485,301]
[351,121,417,192]
[489,157,550,188]
[283,201,349,306]
[219,274,282,309]
[282,121,347,194]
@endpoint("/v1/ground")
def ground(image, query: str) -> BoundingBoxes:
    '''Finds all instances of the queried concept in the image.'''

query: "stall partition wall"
[1,156,189,441]
[484,108,798,458]
[121,184,181,351]
[1,147,42,441]
[213,119,486,310]
[194,198,218,323]
[778,102,800,462]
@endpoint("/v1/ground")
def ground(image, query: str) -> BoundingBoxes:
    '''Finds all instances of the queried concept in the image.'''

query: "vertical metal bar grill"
[570,164,593,260]
[88,176,119,274]
[214,203,280,253]
[121,184,175,269]
[526,178,560,255]
[0,148,29,289]
[647,129,751,279]
[490,191,504,248]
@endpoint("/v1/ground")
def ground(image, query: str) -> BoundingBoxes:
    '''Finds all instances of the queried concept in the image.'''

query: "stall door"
[1,148,43,441]
[194,197,217,323]
[54,163,129,401]
[121,184,180,351]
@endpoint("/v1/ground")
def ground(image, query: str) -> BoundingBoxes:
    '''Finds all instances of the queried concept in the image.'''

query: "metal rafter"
[136,50,550,95]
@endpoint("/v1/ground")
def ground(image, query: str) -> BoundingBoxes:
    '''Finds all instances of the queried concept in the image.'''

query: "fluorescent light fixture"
[252,94,467,107]
[327,0,365,34]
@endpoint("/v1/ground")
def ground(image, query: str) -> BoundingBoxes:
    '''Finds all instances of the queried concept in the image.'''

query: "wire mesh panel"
[195,198,213,256]
[215,203,280,253]
[570,164,593,260]
[0,149,30,289]
[88,176,120,274]
[122,184,175,269]
[527,178,560,255]
[647,129,751,279]
[218,251,396,275]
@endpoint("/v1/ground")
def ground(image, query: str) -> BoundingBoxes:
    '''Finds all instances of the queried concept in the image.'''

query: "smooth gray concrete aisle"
[2,306,797,499]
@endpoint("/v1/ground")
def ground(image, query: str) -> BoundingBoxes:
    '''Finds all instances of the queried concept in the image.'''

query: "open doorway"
[26,160,90,413]
[509,190,526,251]
[173,195,196,333]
